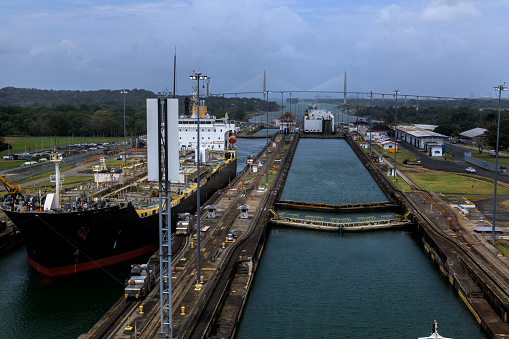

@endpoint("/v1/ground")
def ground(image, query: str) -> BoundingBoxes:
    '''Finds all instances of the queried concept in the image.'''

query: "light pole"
[265,89,271,186]
[492,83,507,242]
[190,71,209,288]
[369,91,373,155]
[280,91,284,134]
[393,90,400,180]
[121,89,128,166]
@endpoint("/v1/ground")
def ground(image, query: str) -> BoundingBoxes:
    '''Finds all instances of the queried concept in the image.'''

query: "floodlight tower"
[393,90,400,180]
[190,71,209,289]
[121,89,129,166]
[265,88,271,186]
[492,83,507,242]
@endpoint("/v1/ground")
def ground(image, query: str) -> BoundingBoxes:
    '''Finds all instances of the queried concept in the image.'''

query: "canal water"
[236,138,488,338]
[0,137,490,338]
[0,246,131,338]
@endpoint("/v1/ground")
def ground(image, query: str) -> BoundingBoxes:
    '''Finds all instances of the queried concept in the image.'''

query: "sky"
[1,0,509,99]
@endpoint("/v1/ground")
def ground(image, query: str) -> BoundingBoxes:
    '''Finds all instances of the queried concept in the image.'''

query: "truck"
[175,212,193,235]
[124,263,156,299]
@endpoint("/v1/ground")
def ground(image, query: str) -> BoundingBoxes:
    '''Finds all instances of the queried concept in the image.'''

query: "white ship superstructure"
[179,85,237,162]
[303,104,335,134]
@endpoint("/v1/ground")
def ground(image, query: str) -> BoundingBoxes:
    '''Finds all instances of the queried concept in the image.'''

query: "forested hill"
[0,87,155,108]
[0,87,278,137]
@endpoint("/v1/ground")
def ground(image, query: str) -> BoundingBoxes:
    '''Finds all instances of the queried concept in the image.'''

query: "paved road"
[399,143,509,223]
[400,143,509,185]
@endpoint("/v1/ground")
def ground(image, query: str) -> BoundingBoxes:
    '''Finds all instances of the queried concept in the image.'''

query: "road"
[399,143,509,224]
[401,143,509,184]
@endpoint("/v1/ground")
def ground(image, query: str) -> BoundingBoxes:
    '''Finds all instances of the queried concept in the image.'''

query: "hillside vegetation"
[0,87,278,138]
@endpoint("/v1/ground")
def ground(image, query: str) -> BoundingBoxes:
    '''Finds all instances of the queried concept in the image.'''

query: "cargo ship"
[1,91,237,277]
[303,104,335,134]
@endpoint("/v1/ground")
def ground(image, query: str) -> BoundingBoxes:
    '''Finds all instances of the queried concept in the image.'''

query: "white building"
[427,143,444,157]
[395,125,449,154]
[379,140,398,150]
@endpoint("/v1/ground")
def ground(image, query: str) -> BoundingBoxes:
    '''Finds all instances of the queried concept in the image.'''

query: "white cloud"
[421,0,480,22]
[1,0,509,96]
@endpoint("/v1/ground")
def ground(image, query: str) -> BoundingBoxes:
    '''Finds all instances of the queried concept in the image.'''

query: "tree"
[434,124,459,137]
[0,136,11,152]
[473,135,488,154]
[484,120,509,151]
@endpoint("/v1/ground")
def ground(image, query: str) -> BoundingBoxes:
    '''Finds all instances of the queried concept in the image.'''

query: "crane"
[0,175,21,195]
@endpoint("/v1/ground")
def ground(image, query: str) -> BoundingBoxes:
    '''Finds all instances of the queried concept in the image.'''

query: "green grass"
[404,170,509,195]
[390,177,413,192]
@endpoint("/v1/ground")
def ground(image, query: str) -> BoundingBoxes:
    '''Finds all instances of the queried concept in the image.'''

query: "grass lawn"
[404,169,509,195]
[390,176,413,192]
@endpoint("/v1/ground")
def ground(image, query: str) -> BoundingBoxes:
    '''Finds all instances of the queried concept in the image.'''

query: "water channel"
[0,137,490,338]
[236,138,488,338]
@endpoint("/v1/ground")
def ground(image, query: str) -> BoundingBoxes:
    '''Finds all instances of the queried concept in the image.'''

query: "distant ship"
[303,104,335,134]
[2,89,237,277]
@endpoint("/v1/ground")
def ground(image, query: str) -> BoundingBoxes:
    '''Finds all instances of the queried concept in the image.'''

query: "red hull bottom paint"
[26,242,159,278]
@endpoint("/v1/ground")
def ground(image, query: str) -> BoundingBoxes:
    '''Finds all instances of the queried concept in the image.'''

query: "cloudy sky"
[1,0,509,99]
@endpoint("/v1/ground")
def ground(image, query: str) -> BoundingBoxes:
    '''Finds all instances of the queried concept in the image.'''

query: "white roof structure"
[460,127,487,139]
[397,125,448,139]
[411,124,438,131]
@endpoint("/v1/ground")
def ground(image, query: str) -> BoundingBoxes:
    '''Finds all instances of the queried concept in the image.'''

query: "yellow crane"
[0,175,21,194]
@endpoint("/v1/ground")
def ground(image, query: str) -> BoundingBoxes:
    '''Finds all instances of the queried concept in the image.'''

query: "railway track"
[348,134,509,326]
[89,235,186,338]
[90,133,294,338]
[178,135,298,338]
[404,190,509,322]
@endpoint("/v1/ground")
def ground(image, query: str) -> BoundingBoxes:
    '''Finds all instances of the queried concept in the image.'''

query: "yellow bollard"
[181,306,186,315]
[200,275,204,284]
[139,305,144,315]
[222,242,225,249]
[191,241,194,248]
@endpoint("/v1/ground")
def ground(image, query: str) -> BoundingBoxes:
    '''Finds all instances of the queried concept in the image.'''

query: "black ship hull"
[2,159,236,277]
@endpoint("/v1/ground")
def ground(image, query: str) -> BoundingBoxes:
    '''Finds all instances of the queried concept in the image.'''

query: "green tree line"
[0,87,279,138]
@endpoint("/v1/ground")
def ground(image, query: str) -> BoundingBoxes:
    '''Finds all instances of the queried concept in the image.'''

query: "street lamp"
[189,71,209,288]
[369,91,373,155]
[121,89,128,166]
[393,90,400,180]
[492,83,507,242]
[265,89,271,186]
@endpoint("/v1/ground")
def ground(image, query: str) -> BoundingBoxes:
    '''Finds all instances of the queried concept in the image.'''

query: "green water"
[0,246,131,338]
[237,138,488,338]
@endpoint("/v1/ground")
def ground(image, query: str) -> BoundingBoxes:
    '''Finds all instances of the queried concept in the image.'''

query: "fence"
[445,142,502,172]
[0,149,107,183]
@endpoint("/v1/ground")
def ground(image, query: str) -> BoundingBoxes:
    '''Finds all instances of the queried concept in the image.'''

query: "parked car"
[466,167,476,173]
